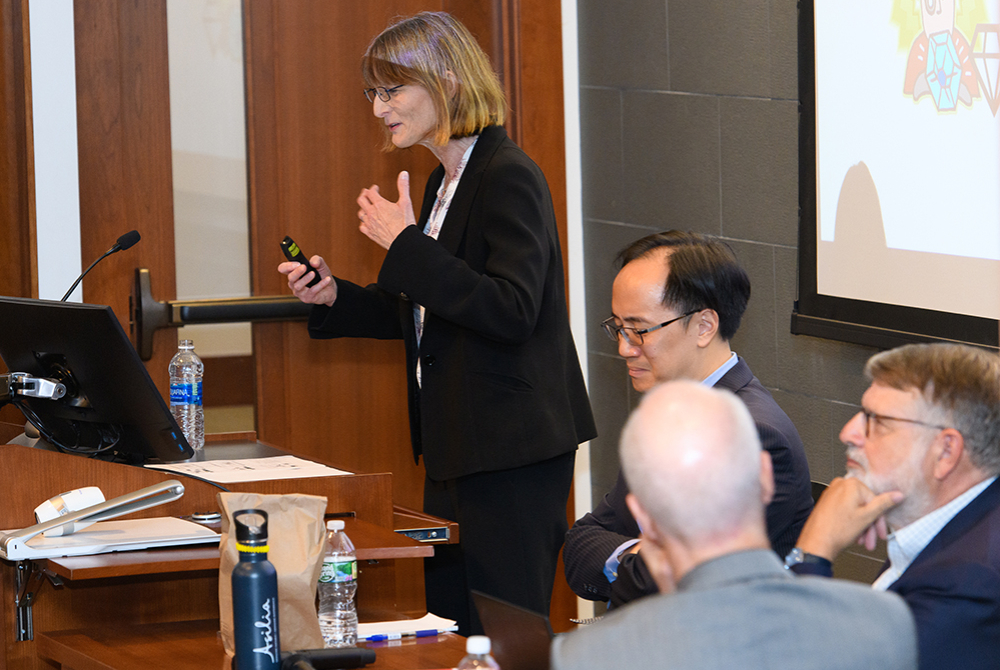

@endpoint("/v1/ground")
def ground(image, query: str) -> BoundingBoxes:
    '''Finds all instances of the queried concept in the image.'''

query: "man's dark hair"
[617,231,751,341]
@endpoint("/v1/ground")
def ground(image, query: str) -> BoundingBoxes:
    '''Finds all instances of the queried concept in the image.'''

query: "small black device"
[280,236,321,288]
[280,648,376,670]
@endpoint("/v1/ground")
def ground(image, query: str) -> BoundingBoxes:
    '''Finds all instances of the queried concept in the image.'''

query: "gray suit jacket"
[551,550,917,670]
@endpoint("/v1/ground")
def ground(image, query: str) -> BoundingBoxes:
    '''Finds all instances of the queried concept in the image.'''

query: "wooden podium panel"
[0,444,430,670]
[0,443,394,530]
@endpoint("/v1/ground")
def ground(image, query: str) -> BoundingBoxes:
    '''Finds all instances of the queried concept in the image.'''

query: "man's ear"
[758,450,775,506]
[931,428,965,481]
[694,309,720,348]
[626,492,659,543]
[625,492,678,594]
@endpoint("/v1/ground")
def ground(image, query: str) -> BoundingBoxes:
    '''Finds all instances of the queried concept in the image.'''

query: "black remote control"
[280,236,322,287]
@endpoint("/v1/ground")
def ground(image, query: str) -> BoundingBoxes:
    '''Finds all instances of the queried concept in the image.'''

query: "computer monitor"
[0,296,193,463]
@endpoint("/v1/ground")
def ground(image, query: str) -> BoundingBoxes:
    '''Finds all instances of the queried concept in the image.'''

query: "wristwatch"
[783,547,831,570]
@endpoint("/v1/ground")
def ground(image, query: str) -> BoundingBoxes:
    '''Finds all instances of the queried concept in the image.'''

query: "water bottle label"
[170,382,203,406]
[252,597,279,663]
[319,558,357,583]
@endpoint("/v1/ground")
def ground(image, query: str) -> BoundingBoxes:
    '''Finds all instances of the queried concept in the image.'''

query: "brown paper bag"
[218,492,327,656]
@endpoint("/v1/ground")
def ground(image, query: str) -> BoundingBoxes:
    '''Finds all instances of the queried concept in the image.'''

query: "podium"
[0,439,452,669]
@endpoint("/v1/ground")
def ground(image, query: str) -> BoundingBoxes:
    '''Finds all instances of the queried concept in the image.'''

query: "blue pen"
[364,627,456,642]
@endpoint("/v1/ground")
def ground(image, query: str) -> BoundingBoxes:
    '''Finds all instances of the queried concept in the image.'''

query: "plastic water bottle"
[232,509,280,670]
[169,339,204,451]
[318,519,357,647]
[457,636,500,669]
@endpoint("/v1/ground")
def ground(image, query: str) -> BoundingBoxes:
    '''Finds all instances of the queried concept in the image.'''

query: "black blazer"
[563,357,813,606]
[793,477,1000,670]
[309,126,596,481]
[887,476,1000,670]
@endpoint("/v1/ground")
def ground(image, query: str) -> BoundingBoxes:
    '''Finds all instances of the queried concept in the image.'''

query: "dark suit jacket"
[795,477,1000,670]
[563,357,813,606]
[308,125,596,481]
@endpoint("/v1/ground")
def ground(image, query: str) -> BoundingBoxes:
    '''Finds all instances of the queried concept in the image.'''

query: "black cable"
[10,397,231,493]
[13,399,119,456]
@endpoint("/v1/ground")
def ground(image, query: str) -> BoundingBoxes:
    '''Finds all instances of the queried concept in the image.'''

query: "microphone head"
[116,230,141,251]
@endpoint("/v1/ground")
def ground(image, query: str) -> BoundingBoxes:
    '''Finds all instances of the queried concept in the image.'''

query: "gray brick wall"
[577,0,885,578]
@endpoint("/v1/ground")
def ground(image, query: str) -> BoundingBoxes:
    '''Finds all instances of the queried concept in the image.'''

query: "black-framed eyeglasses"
[364,85,404,103]
[860,408,949,437]
[601,311,698,346]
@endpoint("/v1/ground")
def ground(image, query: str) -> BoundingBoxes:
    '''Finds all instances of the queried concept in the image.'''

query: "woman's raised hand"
[357,171,416,250]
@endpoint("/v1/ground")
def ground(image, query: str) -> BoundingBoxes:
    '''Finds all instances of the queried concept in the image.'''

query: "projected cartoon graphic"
[892,0,1000,114]
[971,23,1000,114]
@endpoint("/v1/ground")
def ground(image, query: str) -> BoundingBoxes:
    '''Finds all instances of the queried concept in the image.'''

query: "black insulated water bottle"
[233,509,280,670]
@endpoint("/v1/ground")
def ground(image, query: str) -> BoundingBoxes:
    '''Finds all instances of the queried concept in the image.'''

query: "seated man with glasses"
[564,231,814,607]
[788,343,1000,670]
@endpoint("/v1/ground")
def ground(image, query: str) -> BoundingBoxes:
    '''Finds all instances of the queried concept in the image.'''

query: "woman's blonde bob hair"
[362,12,507,148]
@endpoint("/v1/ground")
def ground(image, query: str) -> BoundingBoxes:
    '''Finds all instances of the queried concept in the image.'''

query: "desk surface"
[37,620,467,670]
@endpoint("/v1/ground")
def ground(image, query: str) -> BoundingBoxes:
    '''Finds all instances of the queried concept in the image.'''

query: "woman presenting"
[279,12,595,635]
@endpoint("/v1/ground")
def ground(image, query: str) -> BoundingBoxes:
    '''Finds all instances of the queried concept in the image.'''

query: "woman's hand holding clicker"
[357,171,416,250]
[278,255,337,307]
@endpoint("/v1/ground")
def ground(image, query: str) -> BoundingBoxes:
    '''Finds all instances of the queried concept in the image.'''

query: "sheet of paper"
[146,455,352,483]
[357,613,458,638]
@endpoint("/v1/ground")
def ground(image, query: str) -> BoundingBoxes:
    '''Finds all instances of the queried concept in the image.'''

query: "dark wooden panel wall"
[0,0,33,438]
[73,0,178,393]
[0,0,32,300]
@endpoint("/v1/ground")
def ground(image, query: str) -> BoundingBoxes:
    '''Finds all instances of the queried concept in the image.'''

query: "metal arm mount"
[14,560,63,642]
[5,480,186,641]
[131,268,312,361]
[1,373,67,405]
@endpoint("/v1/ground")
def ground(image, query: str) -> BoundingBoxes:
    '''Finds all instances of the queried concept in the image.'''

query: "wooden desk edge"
[37,620,468,670]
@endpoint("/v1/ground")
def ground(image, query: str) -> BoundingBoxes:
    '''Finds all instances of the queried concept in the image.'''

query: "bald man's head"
[620,381,771,546]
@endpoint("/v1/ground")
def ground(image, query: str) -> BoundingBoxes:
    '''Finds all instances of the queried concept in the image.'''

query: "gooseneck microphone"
[60,230,141,302]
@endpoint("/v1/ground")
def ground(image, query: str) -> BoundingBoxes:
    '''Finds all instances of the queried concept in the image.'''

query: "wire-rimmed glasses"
[860,408,949,437]
[364,85,404,103]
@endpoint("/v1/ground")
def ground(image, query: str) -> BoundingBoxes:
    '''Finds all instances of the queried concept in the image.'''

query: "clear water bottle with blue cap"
[169,339,204,451]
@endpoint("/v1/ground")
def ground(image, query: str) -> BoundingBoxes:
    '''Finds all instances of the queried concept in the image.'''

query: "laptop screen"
[471,590,554,670]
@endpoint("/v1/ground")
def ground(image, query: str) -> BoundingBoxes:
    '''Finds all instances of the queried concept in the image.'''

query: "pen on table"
[363,627,459,642]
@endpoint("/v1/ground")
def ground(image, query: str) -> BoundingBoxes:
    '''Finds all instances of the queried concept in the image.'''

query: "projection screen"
[793,0,1000,349]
